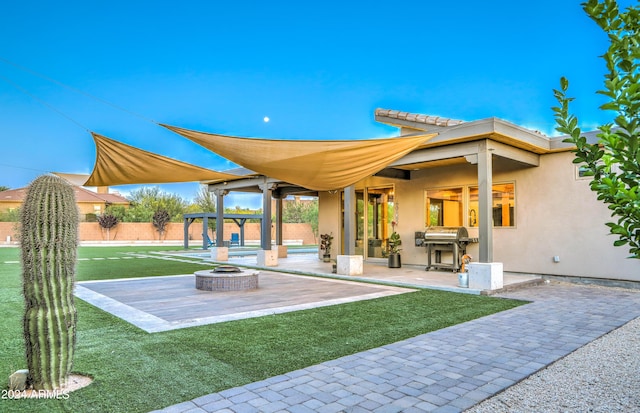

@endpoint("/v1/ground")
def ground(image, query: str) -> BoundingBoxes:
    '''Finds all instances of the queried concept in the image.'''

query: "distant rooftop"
[0,185,129,204]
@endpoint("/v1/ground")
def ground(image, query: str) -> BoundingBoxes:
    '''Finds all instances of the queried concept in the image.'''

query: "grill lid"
[424,226,469,241]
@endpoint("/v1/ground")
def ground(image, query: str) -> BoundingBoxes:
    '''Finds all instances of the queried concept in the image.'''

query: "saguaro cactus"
[20,174,79,390]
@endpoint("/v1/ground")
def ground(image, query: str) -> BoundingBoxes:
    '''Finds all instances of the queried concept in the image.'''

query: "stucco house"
[0,183,129,222]
[75,108,639,285]
[201,108,639,284]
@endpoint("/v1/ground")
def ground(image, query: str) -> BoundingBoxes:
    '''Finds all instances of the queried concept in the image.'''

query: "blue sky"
[0,0,633,208]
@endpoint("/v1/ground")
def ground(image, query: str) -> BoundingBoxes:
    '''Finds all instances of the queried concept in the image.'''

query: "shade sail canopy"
[52,172,91,186]
[161,124,437,191]
[84,133,242,186]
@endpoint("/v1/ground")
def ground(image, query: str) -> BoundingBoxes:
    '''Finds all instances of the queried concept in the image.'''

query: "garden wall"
[0,222,316,245]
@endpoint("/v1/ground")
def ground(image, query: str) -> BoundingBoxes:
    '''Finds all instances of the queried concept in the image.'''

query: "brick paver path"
[152,283,640,413]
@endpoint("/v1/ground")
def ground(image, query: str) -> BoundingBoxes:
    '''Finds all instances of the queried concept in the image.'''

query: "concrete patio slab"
[169,250,542,294]
[76,271,415,333]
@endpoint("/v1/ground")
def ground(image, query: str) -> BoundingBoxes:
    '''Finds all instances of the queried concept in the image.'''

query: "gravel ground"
[466,314,640,413]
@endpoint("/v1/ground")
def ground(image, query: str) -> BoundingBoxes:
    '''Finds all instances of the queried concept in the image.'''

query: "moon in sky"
[263,116,270,123]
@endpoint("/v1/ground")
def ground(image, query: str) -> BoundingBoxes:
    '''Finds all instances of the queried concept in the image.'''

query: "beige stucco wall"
[321,150,639,281]
[0,201,21,212]
[318,192,342,258]
[492,152,639,281]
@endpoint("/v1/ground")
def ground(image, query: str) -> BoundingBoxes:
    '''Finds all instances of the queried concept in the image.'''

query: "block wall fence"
[0,222,317,245]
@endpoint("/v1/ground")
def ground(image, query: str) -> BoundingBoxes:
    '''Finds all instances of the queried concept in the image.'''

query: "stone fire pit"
[195,265,259,291]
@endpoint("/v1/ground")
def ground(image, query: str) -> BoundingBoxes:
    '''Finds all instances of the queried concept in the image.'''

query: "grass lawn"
[0,246,527,412]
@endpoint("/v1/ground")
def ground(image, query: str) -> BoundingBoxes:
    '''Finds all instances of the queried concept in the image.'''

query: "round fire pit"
[195,266,259,291]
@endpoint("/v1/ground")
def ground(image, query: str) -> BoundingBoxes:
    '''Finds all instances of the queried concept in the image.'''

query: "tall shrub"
[20,175,79,390]
[97,211,119,240]
[553,0,640,258]
[152,209,171,239]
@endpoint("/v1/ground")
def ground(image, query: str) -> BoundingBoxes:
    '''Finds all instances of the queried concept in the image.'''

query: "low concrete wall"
[0,222,316,245]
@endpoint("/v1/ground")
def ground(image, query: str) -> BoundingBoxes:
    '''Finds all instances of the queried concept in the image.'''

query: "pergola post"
[258,182,278,266]
[273,191,287,258]
[202,215,209,249]
[274,192,284,246]
[213,189,228,247]
[260,183,274,249]
[183,217,196,249]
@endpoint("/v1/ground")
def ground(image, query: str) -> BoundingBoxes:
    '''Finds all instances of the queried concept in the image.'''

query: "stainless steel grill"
[423,226,472,272]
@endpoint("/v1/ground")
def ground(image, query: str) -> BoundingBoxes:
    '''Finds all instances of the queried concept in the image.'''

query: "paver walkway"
[152,283,640,413]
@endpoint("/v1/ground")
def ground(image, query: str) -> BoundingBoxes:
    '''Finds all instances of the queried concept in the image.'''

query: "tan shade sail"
[52,172,91,186]
[84,133,242,186]
[162,124,437,191]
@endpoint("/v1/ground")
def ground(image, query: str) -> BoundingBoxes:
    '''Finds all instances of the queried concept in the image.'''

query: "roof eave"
[415,118,552,153]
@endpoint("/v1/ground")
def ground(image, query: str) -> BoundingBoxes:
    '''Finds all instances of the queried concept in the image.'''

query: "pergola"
[182,212,262,249]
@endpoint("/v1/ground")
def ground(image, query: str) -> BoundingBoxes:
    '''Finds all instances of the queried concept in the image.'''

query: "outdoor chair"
[230,233,240,246]
[203,233,214,248]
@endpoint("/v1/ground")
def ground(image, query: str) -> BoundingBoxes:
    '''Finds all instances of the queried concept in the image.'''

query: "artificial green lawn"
[0,246,526,412]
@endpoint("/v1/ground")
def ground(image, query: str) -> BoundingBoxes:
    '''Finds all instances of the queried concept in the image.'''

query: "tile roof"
[0,188,26,201]
[0,185,129,204]
[375,108,465,127]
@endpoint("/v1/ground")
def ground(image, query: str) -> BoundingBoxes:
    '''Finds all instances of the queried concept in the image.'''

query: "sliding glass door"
[365,186,395,259]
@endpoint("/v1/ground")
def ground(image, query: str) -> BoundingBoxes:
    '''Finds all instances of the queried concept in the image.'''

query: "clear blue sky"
[0,0,633,208]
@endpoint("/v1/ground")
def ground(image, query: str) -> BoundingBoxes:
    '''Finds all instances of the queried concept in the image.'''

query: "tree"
[193,185,216,213]
[283,198,318,235]
[152,209,171,239]
[553,0,640,258]
[104,205,127,222]
[191,185,218,232]
[124,187,187,222]
[97,211,119,240]
[0,185,9,192]
[0,207,20,222]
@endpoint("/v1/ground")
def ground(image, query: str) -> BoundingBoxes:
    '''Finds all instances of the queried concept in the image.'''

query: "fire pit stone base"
[195,269,259,291]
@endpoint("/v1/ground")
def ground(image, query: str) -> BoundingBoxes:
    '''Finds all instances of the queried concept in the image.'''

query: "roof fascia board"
[492,118,551,151]
[549,136,574,150]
